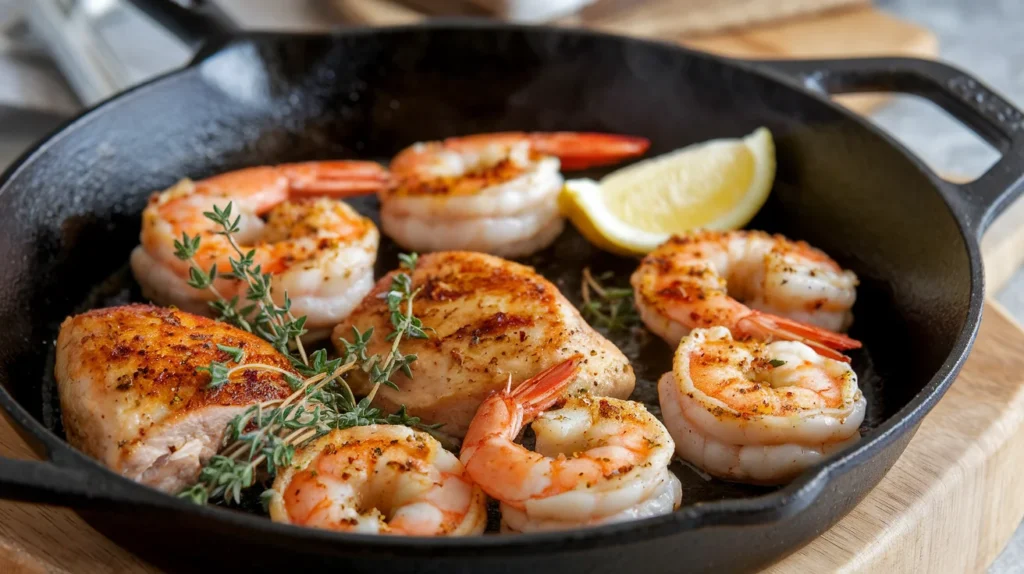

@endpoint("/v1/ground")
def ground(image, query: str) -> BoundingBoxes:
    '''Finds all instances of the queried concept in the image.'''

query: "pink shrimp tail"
[741,312,861,363]
[510,354,584,420]
[461,355,582,461]
[195,161,390,205]
[526,133,650,170]
[282,160,391,196]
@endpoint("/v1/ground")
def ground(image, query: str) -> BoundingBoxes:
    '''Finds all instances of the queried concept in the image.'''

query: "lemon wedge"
[559,127,775,256]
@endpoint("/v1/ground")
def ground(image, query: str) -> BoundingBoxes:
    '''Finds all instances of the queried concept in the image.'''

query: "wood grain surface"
[0,417,154,573]
[365,0,870,36]
[769,300,1024,573]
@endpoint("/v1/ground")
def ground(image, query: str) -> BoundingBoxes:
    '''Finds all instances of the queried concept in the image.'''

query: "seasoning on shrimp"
[130,161,388,341]
[460,356,681,532]
[658,326,866,484]
[380,132,649,257]
[268,425,487,536]
[631,230,861,361]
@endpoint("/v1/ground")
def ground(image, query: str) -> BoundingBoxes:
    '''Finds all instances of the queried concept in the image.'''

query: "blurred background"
[0,0,1020,568]
[2,0,1017,177]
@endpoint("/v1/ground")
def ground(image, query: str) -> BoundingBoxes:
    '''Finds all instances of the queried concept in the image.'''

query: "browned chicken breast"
[55,304,295,493]
[332,251,635,438]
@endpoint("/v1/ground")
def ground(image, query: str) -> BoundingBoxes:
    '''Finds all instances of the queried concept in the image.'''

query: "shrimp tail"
[193,161,390,210]
[283,161,391,196]
[742,312,861,363]
[510,354,584,420]
[527,133,650,170]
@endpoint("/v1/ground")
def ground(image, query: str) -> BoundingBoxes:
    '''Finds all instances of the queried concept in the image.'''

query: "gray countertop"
[0,0,1021,570]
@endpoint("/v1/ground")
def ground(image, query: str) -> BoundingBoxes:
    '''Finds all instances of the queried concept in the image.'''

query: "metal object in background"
[0,1,78,115]
[22,0,192,106]
[18,0,347,105]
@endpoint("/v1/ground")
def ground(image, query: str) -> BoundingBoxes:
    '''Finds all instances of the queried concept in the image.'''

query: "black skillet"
[0,1,1022,572]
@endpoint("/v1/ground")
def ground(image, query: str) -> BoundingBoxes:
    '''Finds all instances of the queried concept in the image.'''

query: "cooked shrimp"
[332,251,635,438]
[130,161,388,340]
[381,132,649,257]
[631,231,861,361]
[268,425,487,536]
[659,326,865,484]
[461,357,681,533]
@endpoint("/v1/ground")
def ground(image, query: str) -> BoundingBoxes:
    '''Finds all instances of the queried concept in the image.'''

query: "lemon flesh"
[560,127,775,255]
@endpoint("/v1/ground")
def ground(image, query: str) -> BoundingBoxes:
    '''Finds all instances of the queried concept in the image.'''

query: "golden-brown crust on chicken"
[55,304,294,492]
[333,252,635,438]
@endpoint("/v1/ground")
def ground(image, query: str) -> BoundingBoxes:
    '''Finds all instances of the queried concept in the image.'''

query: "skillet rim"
[0,21,985,553]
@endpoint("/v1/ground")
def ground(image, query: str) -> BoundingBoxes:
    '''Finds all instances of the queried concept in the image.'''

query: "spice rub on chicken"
[332,251,635,438]
[55,304,295,493]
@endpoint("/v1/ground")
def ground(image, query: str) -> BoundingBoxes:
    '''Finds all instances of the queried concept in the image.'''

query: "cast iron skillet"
[0,4,1023,572]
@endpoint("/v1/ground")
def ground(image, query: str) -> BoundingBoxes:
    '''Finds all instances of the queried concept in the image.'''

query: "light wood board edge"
[0,415,154,573]
[768,300,1024,573]
[415,0,870,36]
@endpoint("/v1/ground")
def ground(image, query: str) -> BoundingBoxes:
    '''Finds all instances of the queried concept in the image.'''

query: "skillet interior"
[0,25,973,561]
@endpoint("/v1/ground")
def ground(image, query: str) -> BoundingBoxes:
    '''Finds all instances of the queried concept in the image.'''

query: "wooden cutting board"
[364,0,868,34]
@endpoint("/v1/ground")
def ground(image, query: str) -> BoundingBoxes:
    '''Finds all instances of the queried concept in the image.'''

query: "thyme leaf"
[580,267,641,333]
[216,344,246,363]
[176,242,435,508]
[197,361,230,389]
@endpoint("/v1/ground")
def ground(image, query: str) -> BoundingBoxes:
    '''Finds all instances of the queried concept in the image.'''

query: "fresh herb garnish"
[179,361,355,505]
[172,202,309,364]
[769,359,787,368]
[334,263,433,396]
[180,347,437,506]
[216,344,246,363]
[172,201,435,506]
[580,267,641,333]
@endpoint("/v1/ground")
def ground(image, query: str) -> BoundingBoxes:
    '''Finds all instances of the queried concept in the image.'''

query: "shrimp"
[130,161,389,341]
[461,356,681,533]
[659,326,865,484]
[381,132,649,257]
[268,425,487,536]
[631,231,861,362]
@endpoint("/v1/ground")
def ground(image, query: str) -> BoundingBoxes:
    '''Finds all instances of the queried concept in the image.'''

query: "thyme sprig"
[580,267,641,333]
[172,202,308,364]
[179,360,355,505]
[175,228,435,507]
[338,255,432,398]
[180,349,434,505]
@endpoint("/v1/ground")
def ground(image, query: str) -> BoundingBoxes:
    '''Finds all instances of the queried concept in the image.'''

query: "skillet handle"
[750,57,1024,236]
[0,454,167,508]
[0,420,161,507]
[0,456,100,505]
[126,0,237,50]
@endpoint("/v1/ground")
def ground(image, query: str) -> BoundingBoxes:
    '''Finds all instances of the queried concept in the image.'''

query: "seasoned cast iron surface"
[0,27,971,528]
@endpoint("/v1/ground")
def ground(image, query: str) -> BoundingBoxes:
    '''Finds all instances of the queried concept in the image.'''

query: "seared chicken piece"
[332,251,635,438]
[55,304,295,493]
